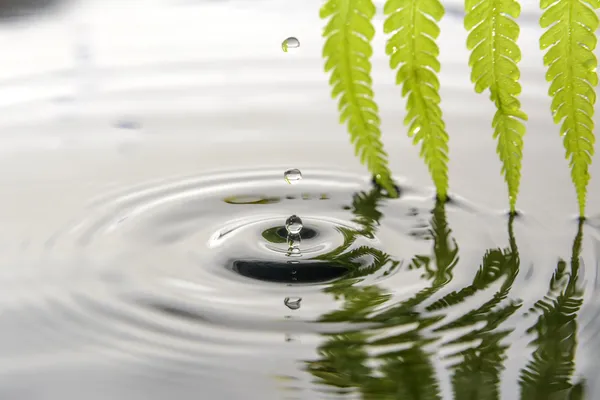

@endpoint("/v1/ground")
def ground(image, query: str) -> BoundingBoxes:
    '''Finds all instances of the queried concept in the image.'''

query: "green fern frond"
[539,0,599,217]
[383,0,450,200]
[465,0,528,213]
[320,0,397,197]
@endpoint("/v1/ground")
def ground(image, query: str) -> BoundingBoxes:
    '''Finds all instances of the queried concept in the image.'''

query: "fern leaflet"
[320,0,397,196]
[384,0,450,200]
[539,0,599,217]
[464,0,528,213]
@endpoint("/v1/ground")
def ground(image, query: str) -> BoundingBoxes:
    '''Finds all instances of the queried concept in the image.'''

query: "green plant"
[319,0,599,217]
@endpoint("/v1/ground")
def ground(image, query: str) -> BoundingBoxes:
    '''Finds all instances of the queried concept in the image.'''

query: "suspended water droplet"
[287,246,302,258]
[286,233,302,257]
[281,37,300,53]
[284,297,302,310]
[287,233,301,246]
[284,168,302,184]
[285,215,303,235]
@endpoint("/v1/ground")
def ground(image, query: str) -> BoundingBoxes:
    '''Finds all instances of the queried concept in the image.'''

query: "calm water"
[1,1,600,399]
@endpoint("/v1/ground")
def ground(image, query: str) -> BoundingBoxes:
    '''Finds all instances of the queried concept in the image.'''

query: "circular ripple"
[2,167,599,388]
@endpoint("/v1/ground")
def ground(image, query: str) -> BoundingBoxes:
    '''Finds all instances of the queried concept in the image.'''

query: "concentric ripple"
[1,167,599,398]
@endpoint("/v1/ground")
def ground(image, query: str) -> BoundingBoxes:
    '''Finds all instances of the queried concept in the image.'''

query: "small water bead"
[287,247,302,258]
[285,215,303,235]
[281,37,300,53]
[284,169,303,184]
[284,297,302,310]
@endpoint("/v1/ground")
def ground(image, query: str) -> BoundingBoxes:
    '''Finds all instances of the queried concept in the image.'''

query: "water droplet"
[287,246,302,258]
[281,37,300,53]
[285,215,303,235]
[286,232,302,258]
[284,297,302,310]
[284,169,302,184]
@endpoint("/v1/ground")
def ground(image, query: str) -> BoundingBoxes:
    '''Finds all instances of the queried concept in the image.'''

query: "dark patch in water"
[232,260,349,284]
[143,302,207,322]
[223,195,280,205]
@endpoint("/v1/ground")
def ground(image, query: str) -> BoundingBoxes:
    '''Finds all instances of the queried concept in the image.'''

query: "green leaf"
[465,0,528,213]
[384,0,450,200]
[320,0,397,196]
[539,0,599,217]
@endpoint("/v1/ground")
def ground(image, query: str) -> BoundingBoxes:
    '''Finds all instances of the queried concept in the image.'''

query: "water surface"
[0,1,600,399]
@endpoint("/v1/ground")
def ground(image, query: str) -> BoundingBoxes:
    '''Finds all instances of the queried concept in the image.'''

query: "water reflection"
[0,168,595,399]
[519,220,586,400]
[305,183,587,399]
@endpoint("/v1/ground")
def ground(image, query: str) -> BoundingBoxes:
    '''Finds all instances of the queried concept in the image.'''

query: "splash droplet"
[284,169,302,184]
[284,297,302,310]
[281,37,300,53]
[285,215,303,235]
[287,245,302,258]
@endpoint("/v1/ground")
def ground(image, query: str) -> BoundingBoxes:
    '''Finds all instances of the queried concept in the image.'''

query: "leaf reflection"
[305,184,588,400]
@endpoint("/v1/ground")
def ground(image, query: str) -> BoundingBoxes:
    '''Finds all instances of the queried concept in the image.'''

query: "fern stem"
[465,0,527,213]
[384,0,450,200]
[320,0,398,197]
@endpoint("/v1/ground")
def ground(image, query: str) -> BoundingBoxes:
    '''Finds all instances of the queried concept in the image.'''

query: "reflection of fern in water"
[374,200,458,316]
[519,221,585,399]
[307,197,458,399]
[433,215,521,400]
[315,186,401,280]
[306,185,589,398]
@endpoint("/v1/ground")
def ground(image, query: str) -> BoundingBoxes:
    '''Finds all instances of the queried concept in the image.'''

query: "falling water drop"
[286,231,302,258]
[284,168,303,184]
[284,297,302,310]
[281,37,300,53]
[285,215,303,235]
